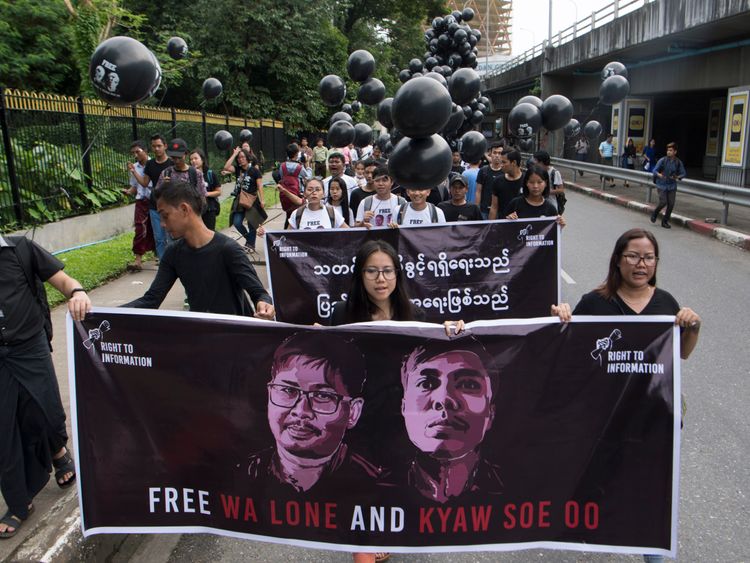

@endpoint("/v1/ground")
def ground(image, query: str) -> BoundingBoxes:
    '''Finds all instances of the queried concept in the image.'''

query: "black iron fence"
[0,88,290,231]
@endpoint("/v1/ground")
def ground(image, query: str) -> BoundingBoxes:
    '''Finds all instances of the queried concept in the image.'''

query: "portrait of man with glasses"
[246,331,383,494]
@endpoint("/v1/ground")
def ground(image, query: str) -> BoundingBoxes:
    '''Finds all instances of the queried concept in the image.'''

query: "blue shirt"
[599,141,614,158]
[653,157,686,191]
[462,168,480,205]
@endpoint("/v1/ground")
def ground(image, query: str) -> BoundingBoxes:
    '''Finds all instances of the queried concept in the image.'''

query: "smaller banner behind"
[265,219,560,325]
[70,309,678,557]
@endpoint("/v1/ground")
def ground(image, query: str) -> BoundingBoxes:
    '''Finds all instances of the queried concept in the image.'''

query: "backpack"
[396,202,438,225]
[294,204,337,229]
[279,162,303,213]
[164,165,199,191]
[8,236,54,349]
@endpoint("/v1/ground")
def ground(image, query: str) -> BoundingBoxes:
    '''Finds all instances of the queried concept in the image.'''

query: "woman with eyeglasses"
[552,227,701,357]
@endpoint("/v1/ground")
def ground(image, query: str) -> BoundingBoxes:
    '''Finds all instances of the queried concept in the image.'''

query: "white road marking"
[561,269,576,284]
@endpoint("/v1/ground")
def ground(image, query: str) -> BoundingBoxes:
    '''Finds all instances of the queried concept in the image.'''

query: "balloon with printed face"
[202,77,223,100]
[508,102,543,136]
[89,36,162,106]
[541,94,574,131]
[448,67,481,105]
[357,77,386,106]
[601,61,628,81]
[327,120,356,147]
[388,134,453,189]
[354,123,373,148]
[239,129,253,143]
[392,76,453,138]
[584,120,603,140]
[167,37,188,60]
[599,75,630,105]
[460,130,487,163]
[319,74,347,107]
[563,119,581,137]
[347,50,376,83]
[377,97,394,129]
[214,130,233,151]
[329,111,353,126]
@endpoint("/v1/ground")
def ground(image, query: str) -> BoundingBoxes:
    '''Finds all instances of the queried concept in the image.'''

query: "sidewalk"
[561,169,750,251]
[0,201,289,562]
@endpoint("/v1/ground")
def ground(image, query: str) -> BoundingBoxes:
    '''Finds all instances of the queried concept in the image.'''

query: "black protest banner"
[264,219,559,324]
[70,309,678,558]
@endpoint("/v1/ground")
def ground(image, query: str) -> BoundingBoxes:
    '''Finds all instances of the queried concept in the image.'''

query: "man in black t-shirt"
[348,158,377,216]
[124,180,274,318]
[0,235,91,537]
[474,142,505,219]
[489,148,523,220]
[439,176,483,222]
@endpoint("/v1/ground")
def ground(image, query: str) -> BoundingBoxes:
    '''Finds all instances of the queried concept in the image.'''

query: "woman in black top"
[621,137,637,187]
[223,149,266,256]
[552,228,701,359]
[504,164,566,227]
[190,148,222,230]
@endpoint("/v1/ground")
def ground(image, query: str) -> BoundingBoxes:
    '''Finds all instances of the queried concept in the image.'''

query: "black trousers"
[654,189,676,222]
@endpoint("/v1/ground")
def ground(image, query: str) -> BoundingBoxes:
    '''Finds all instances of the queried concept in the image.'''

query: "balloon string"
[79,104,113,162]
[156,84,169,108]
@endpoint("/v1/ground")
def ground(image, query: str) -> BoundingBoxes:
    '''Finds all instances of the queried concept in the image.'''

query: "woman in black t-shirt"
[224,149,266,255]
[190,149,222,230]
[504,164,566,227]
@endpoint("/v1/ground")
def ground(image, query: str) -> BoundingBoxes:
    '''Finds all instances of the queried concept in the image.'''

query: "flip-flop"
[0,505,33,540]
[53,449,76,489]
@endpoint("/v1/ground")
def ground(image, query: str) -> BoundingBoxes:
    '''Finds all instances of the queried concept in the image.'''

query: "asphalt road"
[106,192,749,563]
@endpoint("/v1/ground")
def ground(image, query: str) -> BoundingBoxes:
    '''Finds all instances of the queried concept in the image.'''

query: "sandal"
[0,505,33,539]
[375,554,390,562]
[126,263,143,272]
[53,449,76,489]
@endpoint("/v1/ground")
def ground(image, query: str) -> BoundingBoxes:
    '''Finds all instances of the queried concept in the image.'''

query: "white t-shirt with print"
[288,206,346,230]
[355,194,400,227]
[331,204,354,226]
[400,204,446,226]
[323,174,359,201]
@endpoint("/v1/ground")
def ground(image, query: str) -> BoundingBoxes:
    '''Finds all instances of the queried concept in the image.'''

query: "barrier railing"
[550,156,750,226]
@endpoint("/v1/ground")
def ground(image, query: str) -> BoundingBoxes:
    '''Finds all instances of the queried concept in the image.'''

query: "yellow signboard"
[722,91,748,166]
[705,98,723,157]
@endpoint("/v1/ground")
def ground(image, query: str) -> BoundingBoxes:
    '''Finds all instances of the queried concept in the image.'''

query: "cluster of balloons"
[214,128,254,151]
[507,93,574,151]
[599,61,630,105]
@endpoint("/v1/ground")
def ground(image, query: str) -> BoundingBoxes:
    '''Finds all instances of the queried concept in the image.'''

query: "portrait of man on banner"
[246,332,383,494]
[397,336,504,503]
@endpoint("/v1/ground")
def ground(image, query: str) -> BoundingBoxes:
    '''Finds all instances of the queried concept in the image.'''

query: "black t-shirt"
[573,288,680,316]
[438,201,483,222]
[0,237,63,344]
[144,158,172,209]
[235,166,262,195]
[329,300,426,326]
[124,232,271,315]
[476,165,504,212]
[503,196,558,218]
[492,175,523,214]
[349,187,375,216]
[427,185,449,205]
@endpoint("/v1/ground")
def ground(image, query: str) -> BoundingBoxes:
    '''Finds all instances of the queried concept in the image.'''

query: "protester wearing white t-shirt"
[355,165,406,228]
[397,187,446,226]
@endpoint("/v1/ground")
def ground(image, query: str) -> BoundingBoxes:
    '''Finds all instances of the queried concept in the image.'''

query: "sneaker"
[661,221,671,229]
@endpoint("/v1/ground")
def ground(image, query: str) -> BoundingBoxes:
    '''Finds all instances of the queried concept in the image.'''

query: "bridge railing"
[549,156,750,226]
[485,0,654,80]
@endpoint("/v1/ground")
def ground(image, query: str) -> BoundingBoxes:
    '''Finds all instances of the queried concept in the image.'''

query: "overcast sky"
[511,0,619,54]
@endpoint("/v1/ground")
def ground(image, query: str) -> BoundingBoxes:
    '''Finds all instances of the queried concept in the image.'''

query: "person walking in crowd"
[124,140,155,271]
[371,144,383,160]
[298,137,314,165]
[155,138,207,196]
[0,234,91,538]
[353,160,367,190]
[394,186,447,226]
[599,134,615,187]
[349,159,377,217]
[326,176,354,226]
[504,164,566,227]
[276,143,311,228]
[439,176,483,222]
[642,138,657,173]
[312,137,329,178]
[451,150,465,173]
[285,178,348,230]
[355,165,407,229]
[475,142,506,219]
[324,151,358,200]
[189,148,222,231]
[532,150,566,214]
[224,147,266,256]
[462,159,481,205]
[129,134,171,260]
[650,142,686,229]
[488,147,523,220]
[621,137,637,187]
[574,135,589,175]
[124,181,274,319]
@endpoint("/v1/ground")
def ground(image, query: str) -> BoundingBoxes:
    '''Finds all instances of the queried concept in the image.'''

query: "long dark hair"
[522,164,550,198]
[595,228,659,299]
[326,177,351,225]
[189,148,209,174]
[345,240,416,322]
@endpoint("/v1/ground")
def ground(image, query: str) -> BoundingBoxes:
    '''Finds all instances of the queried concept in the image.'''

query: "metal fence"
[0,88,290,230]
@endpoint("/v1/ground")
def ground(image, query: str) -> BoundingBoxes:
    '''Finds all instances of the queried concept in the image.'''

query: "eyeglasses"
[267,384,349,415]
[621,253,658,266]
[363,267,398,280]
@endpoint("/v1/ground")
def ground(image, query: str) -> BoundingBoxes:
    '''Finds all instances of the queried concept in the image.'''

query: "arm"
[127,162,148,190]
[550,303,572,322]
[488,194,499,220]
[676,307,701,359]
[677,160,687,180]
[121,259,178,309]
[222,147,241,174]
[256,174,265,207]
[277,183,303,206]
[474,182,483,206]
[226,243,275,319]
[46,271,92,321]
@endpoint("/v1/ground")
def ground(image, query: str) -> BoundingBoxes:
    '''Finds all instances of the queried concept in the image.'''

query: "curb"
[566,182,750,252]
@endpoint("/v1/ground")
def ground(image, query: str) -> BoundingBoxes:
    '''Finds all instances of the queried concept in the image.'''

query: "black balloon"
[441,65,453,77]
[167,36,188,60]
[479,96,490,106]
[319,75,347,107]
[443,104,465,133]
[351,101,362,113]
[354,123,373,148]
[462,105,472,118]
[392,76,453,138]
[508,102,543,136]
[541,94,573,131]
[470,28,482,41]
[202,77,223,99]
[584,120,603,140]
[471,110,484,125]
[432,17,445,30]
[399,69,411,83]
[411,72,423,79]
[516,95,543,108]
[425,57,438,71]
[377,97,394,129]
[476,102,486,112]
[388,134,453,189]
[214,130,233,151]
[409,58,424,74]
[460,130,487,163]
[452,10,463,21]
[563,119,581,137]
[462,7,475,21]
[328,120,356,147]
[376,133,391,152]
[454,29,468,43]
[448,68,481,105]
[330,111,353,125]
[424,71,448,89]
[438,34,450,48]
[357,77,386,105]
[89,36,162,106]
[342,103,353,114]
[599,75,630,105]
[347,50,376,82]
[390,128,404,146]
[239,129,253,143]
[601,61,628,80]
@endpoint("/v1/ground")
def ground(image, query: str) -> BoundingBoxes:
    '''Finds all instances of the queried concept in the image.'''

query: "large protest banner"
[69,308,679,557]
[264,218,560,324]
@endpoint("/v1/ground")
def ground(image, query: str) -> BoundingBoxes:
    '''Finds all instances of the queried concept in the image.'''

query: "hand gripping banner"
[69,309,679,558]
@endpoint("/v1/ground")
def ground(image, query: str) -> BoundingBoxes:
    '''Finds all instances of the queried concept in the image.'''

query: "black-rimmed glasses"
[267,384,350,415]
[621,253,658,266]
